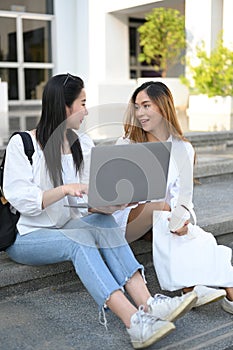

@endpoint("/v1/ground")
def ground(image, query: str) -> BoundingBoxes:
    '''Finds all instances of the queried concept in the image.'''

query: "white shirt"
[3,131,94,235]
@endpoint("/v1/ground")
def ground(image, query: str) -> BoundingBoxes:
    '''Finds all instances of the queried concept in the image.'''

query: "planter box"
[188,95,233,131]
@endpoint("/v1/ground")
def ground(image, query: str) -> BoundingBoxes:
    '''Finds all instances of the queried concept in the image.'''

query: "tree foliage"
[138,7,186,76]
[184,37,233,97]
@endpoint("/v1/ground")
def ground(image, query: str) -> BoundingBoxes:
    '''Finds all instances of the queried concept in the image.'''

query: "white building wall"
[105,13,129,81]
[54,0,136,108]
[53,0,231,135]
[223,0,233,47]
[105,0,162,13]
[53,0,78,74]
[185,0,222,61]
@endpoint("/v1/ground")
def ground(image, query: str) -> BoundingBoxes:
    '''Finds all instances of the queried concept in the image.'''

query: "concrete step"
[86,133,233,182]
[2,262,233,350]
[1,263,233,350]
[1,131,233,181]
[186,130,233,181]
[193,176,233,245]
[194,148,233,182]
[0,131,232,299]
[2,146,232,182]
[185,130,233,151]
[0,240,152,301]
[0,176,232,300]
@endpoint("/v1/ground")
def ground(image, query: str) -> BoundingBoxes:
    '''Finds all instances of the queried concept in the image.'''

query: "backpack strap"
[12,132,35,165]
[0,132,35,193]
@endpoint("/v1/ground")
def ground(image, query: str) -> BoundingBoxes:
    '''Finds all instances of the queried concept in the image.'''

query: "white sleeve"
[171,140,195,211]
[115,137,131,145]
[3,135,43,216]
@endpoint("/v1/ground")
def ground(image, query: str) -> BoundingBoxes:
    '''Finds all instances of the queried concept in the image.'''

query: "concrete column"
[84,1,135,107]
[105,13,129,81]
[53,0,78,74]
[185,0,223,65]
[54,0,136,108]
[222,0,233,46]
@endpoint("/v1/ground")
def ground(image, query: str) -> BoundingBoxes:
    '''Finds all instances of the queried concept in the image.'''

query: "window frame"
[0,10,55,105]
[129,18,162,79]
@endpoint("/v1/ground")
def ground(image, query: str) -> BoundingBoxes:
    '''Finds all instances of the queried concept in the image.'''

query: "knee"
[91,213,119,229]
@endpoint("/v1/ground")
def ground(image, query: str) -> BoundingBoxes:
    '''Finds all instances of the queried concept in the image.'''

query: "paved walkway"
[0,264,233,350]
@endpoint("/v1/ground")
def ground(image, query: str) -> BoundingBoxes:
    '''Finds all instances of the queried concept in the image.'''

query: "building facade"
[0,0,232,140]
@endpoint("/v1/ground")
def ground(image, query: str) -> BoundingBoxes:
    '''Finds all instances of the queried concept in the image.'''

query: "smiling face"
[66,88,87,130]
[134,90,168,140]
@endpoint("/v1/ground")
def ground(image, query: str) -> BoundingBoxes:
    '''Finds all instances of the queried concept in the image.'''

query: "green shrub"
[182,36,233,97]
[138,7,186,77]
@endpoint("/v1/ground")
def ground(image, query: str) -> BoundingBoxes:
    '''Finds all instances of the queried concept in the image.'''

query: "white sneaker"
[193,285,226,307]
[221,297,233,314]
[147,291,197,322]
[127,306,175,349]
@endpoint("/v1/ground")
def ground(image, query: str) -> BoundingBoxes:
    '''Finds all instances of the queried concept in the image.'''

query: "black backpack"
[0,132,34,251]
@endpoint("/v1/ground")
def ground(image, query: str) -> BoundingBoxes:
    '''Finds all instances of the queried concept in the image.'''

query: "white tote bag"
[153,211,233,291]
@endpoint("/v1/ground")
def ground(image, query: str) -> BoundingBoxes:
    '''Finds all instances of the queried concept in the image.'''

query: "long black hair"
[36,74,84,187]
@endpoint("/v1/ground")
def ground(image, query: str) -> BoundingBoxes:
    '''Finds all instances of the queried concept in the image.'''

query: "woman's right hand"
[62,183,88,197]
[42,183,88,209]
[170,220,189,236]
[168,205,190,233]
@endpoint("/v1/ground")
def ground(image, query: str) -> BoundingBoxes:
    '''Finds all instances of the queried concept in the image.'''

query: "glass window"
[25,116,39,130]
[9,115,40,134]
[0,68,19,99]
[9,116,20,134]
[23,19,52,63]
[129,18,162,79]
[0,6,54,102]
[24,68,52,100]
[0,16,17,62]
[8,68,18,99]
[130,70,137,79]
[129,27,137,66]
[0,0,53,14]
[141,70,161,78]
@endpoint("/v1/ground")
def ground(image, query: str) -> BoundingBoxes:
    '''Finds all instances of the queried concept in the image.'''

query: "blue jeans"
[6,214,143,309]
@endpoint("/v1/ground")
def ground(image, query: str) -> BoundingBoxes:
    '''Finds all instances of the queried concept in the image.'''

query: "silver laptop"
[68,141,171,208]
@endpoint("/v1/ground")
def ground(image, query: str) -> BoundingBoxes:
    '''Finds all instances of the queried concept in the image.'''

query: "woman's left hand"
[89,204,128,215]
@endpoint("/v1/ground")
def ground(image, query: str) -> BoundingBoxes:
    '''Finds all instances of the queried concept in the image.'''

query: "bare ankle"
[183,287,194,294]
[225,287,233,301]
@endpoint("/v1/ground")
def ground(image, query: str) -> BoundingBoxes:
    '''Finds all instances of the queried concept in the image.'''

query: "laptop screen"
[88,141,171,208]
